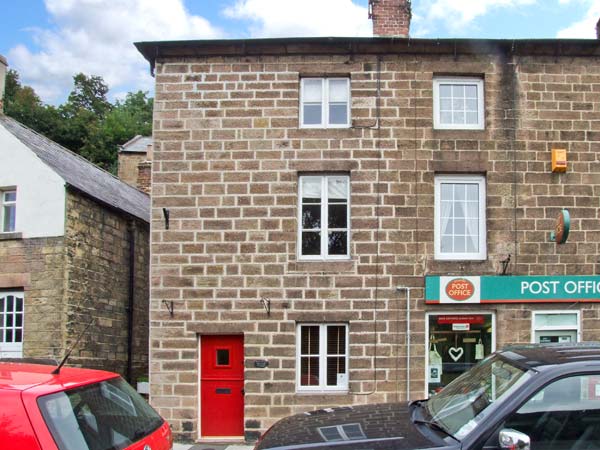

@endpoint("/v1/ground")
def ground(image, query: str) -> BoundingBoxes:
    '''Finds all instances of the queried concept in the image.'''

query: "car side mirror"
[499,428,531,450]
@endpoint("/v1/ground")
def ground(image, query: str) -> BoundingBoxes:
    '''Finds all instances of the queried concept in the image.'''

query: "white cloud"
[7,0,222,104]
[412,0,537,36]
[224,0,372,38]
[557,0,600,38]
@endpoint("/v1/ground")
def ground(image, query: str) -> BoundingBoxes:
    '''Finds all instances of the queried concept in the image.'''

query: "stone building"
[136,0,600,442]
[118,135,153,193]
[0,57,150,382]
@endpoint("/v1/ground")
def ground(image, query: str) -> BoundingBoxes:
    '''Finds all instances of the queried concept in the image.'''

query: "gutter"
[126,221,136,383]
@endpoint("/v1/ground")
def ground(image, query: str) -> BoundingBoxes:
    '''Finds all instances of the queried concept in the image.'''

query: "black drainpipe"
[126,220,136,384]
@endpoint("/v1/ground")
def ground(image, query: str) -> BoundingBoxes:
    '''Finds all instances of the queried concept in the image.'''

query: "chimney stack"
[369,0,411,37]
[596,17,600,39]
[0,55,7,114]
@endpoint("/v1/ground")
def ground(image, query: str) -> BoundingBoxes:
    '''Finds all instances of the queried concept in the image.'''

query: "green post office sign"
[426,275,600,304]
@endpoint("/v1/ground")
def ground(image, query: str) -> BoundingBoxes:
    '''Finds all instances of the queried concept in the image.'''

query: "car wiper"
[413,419,461,444]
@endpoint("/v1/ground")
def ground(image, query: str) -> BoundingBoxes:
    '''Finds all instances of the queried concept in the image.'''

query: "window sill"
[289,260,355,273]
[0,232,23,241]
[296,390,349,395]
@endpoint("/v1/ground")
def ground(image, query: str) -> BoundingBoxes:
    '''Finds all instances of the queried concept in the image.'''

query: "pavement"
[173,444,254,450]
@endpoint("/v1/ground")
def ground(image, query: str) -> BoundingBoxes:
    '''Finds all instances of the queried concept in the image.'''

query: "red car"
[0,361,172,450]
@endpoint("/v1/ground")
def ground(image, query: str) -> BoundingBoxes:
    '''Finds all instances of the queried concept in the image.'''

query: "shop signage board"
[426,275,600,304]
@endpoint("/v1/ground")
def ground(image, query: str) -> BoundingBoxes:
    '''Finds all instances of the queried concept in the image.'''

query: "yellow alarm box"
[552,148,567,172]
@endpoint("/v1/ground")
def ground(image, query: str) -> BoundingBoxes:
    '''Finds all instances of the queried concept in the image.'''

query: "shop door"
[200,335,244,437]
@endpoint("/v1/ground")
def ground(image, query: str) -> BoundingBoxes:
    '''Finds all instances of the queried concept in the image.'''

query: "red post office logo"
[445,278,475,301]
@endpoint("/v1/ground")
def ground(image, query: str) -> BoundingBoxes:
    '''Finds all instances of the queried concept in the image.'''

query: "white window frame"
[300,78,351,128]
[0,189,17,233]
[434,174,487,261]
[531,310,581,344]
[0,290,24,358]
[296,323,349,393]
[298,174,350,260]
[433,77,485,130]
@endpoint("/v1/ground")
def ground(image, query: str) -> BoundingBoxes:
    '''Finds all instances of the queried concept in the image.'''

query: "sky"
[1,0,599,105]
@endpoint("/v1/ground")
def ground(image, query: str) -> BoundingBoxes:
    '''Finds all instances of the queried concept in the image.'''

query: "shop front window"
[427,313,494,396]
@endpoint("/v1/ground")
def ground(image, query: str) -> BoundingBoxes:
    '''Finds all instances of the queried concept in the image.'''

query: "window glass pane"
[3,205,15,232]
[453,112,465,124]
[439,85,452,98]
[0,297,4,311]
[327,326,346,354]
[326,356,346,386]
[5,329,12,342]
[465,99,478,111]
[4,191,16,202]
[15,313,22,328]
[452,98,463,111]
[328,79,348,102]
[216,349,229,366]
[467,184,479,202]
[466,235,478,253]
[15,297,23,312]
[6,314,12,327]
[455,184,466,201]
[328,231,347,255]
[466,202,478,218]
[328,205,347,228]
[454,202,465,219]
[454,236,466,253]
[440,99,452,111]
[15,329,22,343]
[440,112,452,124]
[301,326,320,354]
[535,313,578,328]
[452,85,465,98]
[302,177,322,200]
[303,79,322,102]
[302,232,321,255]
[454,218,465,235]
[300,357,320,386]
[6,296,13,312]
[465,85,478,98]
[466,112,478,125]
[440,185,453,201]
[328,177,347,201]
[302,205,321,229]
[303,104,322,125]
[329,104,347,125]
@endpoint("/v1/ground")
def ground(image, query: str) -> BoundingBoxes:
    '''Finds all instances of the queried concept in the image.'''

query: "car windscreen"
[425,354,531,440]
[38,377,164,450]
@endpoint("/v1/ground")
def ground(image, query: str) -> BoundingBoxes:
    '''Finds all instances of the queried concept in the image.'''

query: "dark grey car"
[256,344,600,450]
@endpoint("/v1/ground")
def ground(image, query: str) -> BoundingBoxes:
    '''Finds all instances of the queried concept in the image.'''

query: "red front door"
[200,335,244,437]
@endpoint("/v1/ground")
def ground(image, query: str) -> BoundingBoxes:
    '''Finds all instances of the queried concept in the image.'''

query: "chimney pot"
[369,0,411,37]
[596,17,600,39]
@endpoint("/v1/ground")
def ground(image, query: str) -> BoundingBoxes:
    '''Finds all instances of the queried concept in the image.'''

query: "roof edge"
[135,37,600,70]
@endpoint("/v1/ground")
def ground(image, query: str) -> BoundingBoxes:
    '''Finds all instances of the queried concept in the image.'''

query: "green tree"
[3,70,61,138]
[4,70,153,174]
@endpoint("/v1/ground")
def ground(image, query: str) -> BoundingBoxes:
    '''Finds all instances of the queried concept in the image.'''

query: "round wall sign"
[553,209,570,244]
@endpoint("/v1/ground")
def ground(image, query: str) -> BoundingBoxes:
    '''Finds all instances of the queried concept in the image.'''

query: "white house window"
[300,78,350,128]
[0,291,24,358]
[297,324,348,392]
[433,77,484,130]
[299,175,349,260]
[435,175,486,260]
[1,190,16,233]
[532,311,580,344]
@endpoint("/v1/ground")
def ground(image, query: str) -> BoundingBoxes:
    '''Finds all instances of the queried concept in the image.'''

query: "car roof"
[500,342,600,369]
[0,362,118,392]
